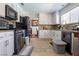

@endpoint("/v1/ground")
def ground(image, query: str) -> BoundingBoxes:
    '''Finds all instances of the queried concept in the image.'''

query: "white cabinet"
[51,30,55,40]
[39,30,62,41]
[39,13,54,24]
[70,7,79,23]
[61,12,70,24]
[0,3,24,22]
[0,3,5,17]
[39,30,51,38]
[61,6,79,24]
[39,30,46,38]
[0,40,7,56]
[55,31,61,40]
[6,31,14,56]
[0,31,14,56]
[51,30,62,41]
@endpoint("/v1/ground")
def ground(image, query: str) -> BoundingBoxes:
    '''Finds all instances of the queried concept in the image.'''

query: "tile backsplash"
[39,25,60,30]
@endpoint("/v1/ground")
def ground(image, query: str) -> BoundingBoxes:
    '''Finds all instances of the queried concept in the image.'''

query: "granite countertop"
[39,29,79,33]
[62,30,79,33]
[50,29,79,33]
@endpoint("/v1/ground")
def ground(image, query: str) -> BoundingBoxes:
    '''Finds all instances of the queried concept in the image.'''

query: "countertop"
[62,30,79,33]
[39,29,79,33]
[50,29,79,33]
[0,29,14,32]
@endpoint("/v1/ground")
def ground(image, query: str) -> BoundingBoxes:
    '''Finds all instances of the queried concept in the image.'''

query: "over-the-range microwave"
[5,5,17,20]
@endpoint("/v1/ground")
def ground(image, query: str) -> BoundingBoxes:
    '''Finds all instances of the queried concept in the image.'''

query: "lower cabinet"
[39,30,62,40]
[51,30,62,41]
[39,30,51,39]
[0,40,7,56]
[0,31,14,56]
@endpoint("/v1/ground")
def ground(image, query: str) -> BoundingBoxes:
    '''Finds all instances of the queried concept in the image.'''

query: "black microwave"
[5,5,17,20]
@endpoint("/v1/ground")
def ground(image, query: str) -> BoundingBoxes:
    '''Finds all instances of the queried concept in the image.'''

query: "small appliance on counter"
[8,24,14,29]
[0,17,15,30]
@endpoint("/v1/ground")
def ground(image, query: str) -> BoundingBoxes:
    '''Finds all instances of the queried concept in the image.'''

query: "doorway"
[30,20,39,38]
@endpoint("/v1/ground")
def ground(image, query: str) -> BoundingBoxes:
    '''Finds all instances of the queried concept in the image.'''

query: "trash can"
[25,36,29,46]
[53,40,67,54]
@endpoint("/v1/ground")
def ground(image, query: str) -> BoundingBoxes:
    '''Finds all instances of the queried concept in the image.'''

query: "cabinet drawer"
[0,33,5,40]
[6,32,14,37]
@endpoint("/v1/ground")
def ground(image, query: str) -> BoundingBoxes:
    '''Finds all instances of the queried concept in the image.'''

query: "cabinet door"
[0,3,5,17]
[39,30,44,38]
[7,38,14,56]
[0,40,7,56]
[6,31,14,56]
[61,12,70,24]
[70,7,79,23]
[55,31,61,40]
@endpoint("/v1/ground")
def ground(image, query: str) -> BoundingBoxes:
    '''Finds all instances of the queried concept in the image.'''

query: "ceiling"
[19,3,68,13]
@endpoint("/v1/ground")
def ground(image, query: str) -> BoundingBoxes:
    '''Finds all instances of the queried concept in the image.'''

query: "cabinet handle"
[5,40,9,46]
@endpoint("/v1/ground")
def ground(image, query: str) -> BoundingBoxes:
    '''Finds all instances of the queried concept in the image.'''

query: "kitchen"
[0,3,79,56]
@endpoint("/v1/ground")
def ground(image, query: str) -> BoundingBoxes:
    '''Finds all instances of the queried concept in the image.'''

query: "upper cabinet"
[51,11,60,24]
[61,6,79,24]
[61,12,70,24]
[70,7,79,23]
[0,3,5,17]
[0,3,25,22]
[39,12,60,24]
[55,12,60,24]
[39,13,51,24]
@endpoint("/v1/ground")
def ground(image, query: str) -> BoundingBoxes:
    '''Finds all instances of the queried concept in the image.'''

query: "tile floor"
[30,38,70,56]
